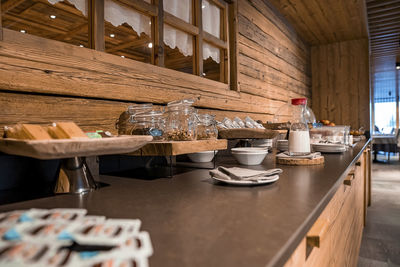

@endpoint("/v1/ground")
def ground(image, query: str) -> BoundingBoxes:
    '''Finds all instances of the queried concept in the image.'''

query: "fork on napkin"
[209,166,283,181]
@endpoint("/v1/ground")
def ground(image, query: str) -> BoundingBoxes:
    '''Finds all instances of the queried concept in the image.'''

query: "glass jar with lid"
[115,103,153,135]
[129,110,165,140]
[164,99,197,141]
[197,114,218,140]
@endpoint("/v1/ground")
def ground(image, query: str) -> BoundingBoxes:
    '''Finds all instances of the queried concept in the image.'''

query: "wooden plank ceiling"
[366,0,400,61]
[267,0,369,45]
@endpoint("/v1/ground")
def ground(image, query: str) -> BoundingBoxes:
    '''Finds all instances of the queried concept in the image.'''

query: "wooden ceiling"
[268,0,400,70]
[267,0,369,46]
[366,0,400,60]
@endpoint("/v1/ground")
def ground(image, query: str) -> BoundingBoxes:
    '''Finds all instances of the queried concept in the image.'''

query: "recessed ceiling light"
[148,42,153,48]
[50,15,56,19]
[20,30,26,33]
[149,21,151,25]
[110,34,115,38]
[121,55,125,58]
[202,72,206,76]
[202,5,206,8]
[79,44,84,47]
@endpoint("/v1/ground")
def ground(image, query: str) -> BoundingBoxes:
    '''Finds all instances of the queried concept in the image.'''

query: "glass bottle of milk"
[288,98,311,156]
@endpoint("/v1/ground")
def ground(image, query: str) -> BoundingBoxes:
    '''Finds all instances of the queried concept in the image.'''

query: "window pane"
[1,0,89,47]
[203,42,223,82]
[164,25,193,74]
[373,69,397,134]
[163,0,192,24]
[202,0,220,39]
[104,0,152,62]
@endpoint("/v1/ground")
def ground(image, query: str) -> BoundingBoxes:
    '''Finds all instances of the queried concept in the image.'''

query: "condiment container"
[197,114,218,140]
[164,99,197,141]
[129,110,165,140]
[288,98,311,156]
[116,103,153,135]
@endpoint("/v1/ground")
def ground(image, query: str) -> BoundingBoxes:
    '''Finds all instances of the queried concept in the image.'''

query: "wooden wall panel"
[237,0,311,114]
[0,92,272,136]
[311,39,370,130]
[0,0,312,132]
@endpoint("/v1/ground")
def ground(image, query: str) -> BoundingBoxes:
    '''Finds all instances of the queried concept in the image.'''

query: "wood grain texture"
[0,135,153,159]
[311,39,370,130]
[0,0,311,131]
[277,155,324,166]
[237,0,311,112]
[268,0,369,45]
[128,139,228,156]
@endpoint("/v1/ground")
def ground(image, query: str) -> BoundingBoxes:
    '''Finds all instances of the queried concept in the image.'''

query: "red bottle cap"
[291,98,307,105]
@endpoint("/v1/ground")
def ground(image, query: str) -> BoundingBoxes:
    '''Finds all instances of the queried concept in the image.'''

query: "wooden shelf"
[127,139,228,156]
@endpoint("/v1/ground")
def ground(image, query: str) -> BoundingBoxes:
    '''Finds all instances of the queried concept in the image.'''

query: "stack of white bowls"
[251,139,273,148]
[276,140,288,151]
[231,147,268,165]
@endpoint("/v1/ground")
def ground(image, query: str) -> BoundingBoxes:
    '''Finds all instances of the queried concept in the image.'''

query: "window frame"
[0,0,237,90]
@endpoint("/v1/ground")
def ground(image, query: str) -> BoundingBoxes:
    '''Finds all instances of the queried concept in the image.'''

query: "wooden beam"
[107,37,149,53]
[203,31,227,49]
[1,0,25,15]
[89,0,105,51]
[367,7,400,19]
[154,0,164,67]
[367,2,400,14]
[369,23,400,33]
[0,0,2,41]
[228,0,238,91]
[367,0,400,9]
[2,13,66,34]
[164,11,199,36]
[117,0,157,17]
[55,23,88,41]
[194,0,203,76]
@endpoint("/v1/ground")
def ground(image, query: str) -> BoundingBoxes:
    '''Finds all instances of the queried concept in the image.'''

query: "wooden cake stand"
[0,136,153,194]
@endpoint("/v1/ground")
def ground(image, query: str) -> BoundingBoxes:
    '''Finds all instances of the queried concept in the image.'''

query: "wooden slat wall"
[311,39,370,130]
[237,0,311,110]
[0,0,311,134]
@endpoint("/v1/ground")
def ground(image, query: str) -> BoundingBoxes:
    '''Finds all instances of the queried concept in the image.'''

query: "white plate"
[312,144,346,153]
[211,175,279,186]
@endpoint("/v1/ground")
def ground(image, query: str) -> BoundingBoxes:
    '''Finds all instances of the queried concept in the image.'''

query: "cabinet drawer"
[285,159,365,267]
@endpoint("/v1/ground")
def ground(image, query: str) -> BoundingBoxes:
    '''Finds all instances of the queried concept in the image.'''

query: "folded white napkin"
[209,166,283,181]
[276,152,321,159]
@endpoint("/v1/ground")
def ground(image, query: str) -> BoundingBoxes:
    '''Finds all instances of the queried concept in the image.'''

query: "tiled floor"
[358,153,400,267]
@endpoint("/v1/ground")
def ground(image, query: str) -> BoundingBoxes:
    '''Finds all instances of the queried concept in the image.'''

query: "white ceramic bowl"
[231,151,268,165]
[231,147,268,153]
[187,150,217,163]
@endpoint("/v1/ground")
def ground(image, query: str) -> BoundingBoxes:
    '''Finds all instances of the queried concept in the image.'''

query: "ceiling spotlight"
[121,55,125,58]
[202,5,206,8]
[396,62,400,70]
[148,42,153,48]
[50,15,56,19]
[79,44,84,47]
[20,30,26,33]
[110,34,115,38]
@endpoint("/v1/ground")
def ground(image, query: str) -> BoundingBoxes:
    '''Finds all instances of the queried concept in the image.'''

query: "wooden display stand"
[127,139,227,156]
[277,155,324,165]
[218,129,279,140]
[0,136,153,194]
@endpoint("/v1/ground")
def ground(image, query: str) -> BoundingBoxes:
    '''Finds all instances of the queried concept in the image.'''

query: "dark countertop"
[0,140,370,267]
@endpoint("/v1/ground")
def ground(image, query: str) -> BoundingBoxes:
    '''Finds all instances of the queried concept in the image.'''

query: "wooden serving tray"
[0,136,153,160]
[277,155,324,165]
[218,128,279,140]
[128,139,227,156]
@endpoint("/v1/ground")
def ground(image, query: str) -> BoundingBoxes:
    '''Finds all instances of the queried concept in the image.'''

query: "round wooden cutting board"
[277,155,324,165]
